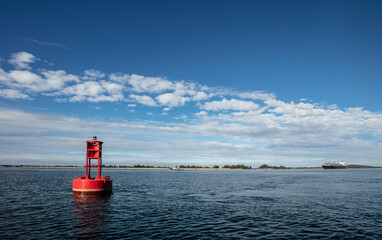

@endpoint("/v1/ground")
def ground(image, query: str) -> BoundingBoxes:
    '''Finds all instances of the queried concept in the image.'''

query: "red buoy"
[73,136,112,194]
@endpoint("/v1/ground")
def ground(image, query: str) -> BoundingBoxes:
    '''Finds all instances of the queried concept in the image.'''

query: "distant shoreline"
[1,165,381,170]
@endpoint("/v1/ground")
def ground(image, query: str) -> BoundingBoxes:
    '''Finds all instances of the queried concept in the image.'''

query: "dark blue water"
[0,168,381,239]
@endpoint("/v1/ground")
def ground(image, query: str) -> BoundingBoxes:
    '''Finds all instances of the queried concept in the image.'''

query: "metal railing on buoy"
[73,136,112,194]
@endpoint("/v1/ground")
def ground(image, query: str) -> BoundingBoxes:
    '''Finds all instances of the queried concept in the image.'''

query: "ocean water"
[0,168,381,239]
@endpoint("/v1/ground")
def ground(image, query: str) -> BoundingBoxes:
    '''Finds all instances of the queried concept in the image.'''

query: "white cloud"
[126,74,173,93]
[156,92,190,107]
[101,80,124,96]
[7,70,45,92]
[202,99,259,111]
[1,52,215,105]
[8,52,36,69]
[192,91,210,101]
[60,81,104,101]
[129,94,157,106]
[173,81,193,95]
[0,68,10,83]
[109,73,129,82]
[264,99,330,117]
[83,69,105,80]
[98,74,212,106]
[196,111,208,116]
[178,114,188,120]
[41,70,80,91]
[0,68,80,98]
[0,89,31,99]
[237,91,275,101]
[55,79,124,102]
[87,95,124,102]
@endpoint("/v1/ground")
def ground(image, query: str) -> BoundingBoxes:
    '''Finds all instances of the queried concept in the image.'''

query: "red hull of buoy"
[73,177,112,194]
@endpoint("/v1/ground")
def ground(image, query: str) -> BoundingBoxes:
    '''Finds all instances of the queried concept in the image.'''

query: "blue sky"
[1,0,382,167]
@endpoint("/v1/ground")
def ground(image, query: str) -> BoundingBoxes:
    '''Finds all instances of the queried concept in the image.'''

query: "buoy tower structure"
[73,136,112,194]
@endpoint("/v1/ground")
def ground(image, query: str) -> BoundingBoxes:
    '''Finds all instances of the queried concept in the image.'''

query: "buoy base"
[73,176,112,194]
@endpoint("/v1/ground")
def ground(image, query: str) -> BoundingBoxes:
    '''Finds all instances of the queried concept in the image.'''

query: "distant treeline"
[0,164,304,169]
[2,164,381,169]
[108,164,290,169]
[346,165,382,168]
[103,165,168,168]
[0,165,78,168]
[222,164,253,169]
[178,165,218,168]
[258,164,290,169]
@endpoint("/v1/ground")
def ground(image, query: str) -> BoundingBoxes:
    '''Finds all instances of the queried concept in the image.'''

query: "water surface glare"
[0,168,381,239]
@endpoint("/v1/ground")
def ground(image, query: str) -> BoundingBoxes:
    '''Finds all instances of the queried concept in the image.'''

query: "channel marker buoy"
[73,136,112,194]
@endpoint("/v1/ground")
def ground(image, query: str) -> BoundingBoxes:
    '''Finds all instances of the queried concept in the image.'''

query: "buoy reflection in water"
[72,193,111,238]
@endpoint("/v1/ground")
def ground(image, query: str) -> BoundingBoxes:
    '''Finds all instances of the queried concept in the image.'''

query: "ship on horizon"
[322,161,346,169]
[170,166,183,171]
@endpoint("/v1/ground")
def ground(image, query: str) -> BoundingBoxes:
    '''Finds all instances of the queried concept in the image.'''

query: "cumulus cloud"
[41,70,80,91]
[60,81,103,101]
[0,68,80,98]
[192,91,210,101]
[7,70,45,92]
[237,91,275,101]
[109,73,129,82]
[196,111,208,116]
[8,51,36,69]
[130,74,174,93]
[83,69,105,80]
[0,56,122,102]
[1,52,215,105]
[0,89,31,99]
[202,99,260,111]
[129,94,157,106]
[110,74,174,93]
[59,80,124,102]
[156,92,190,107]
[0,68,10,83]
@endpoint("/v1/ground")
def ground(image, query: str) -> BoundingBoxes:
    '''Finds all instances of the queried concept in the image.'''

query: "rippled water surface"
[0,168,381,239]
